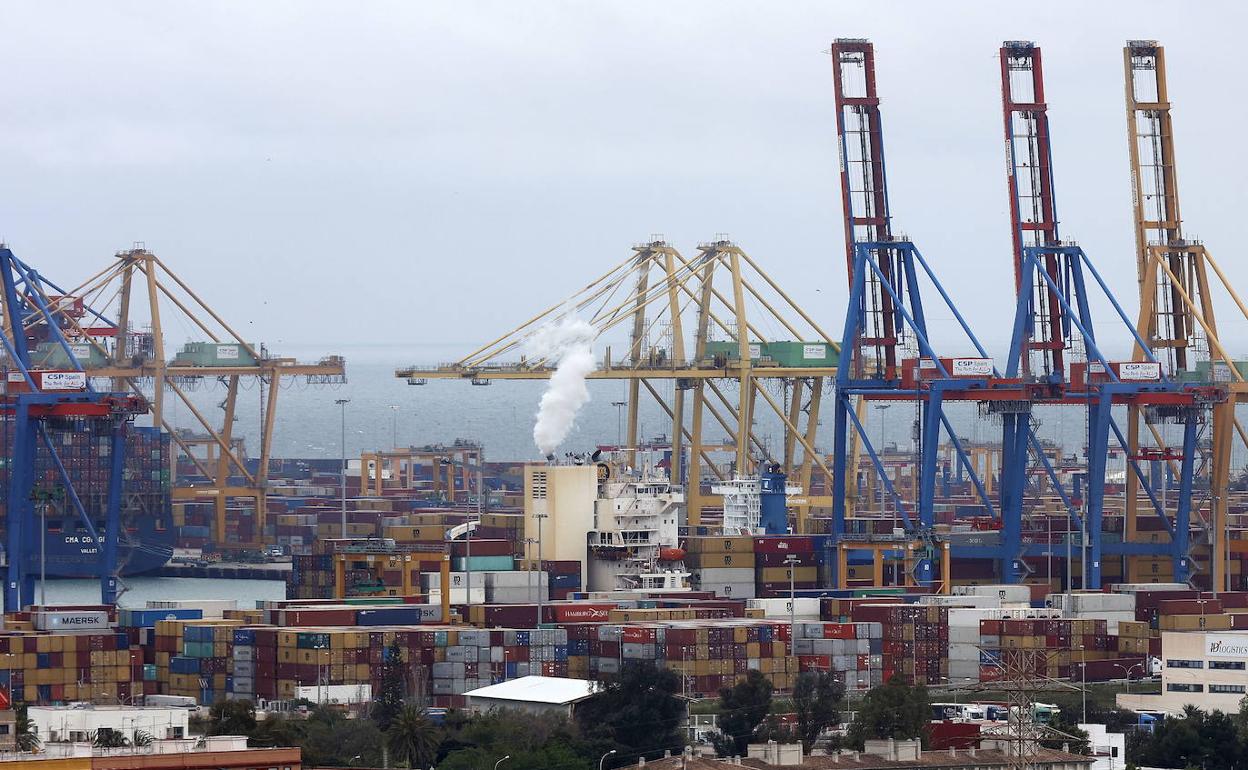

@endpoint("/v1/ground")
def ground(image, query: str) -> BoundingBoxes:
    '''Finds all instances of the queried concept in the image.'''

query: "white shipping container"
[1108,582,1190,594]
[951,584,1032,604]
[920,594,1000,608]
[33,610,110,631]
[427,587,486,604]
[746,597,821,619]
[147,599,239,618]
[1047,592,1135,613]
[483,571,548,588]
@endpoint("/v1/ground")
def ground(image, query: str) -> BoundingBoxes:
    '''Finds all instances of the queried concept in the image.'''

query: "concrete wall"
[524,464,595,568]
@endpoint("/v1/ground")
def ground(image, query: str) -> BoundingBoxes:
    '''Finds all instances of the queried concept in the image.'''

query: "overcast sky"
[3,1,1245,363]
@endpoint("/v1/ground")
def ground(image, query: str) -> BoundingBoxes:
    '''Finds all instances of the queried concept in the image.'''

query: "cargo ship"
[0,421,175,577]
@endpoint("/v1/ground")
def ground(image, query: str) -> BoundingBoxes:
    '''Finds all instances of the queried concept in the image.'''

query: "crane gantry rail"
[396,239,839,529]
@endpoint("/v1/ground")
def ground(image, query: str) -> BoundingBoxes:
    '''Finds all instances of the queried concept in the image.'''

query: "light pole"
[599,749,617,770]
[784,553,800,649]
[1113,662,1143,694]
[535,513,548,624]
[389,404,399,448]
[612,401,627,447]
[494,756,511,770]
[336,399,350,538]
[874,404,891,518]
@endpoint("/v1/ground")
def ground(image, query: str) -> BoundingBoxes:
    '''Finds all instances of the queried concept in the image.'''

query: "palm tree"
[386,704,441,768]
[131,729,154,748]
[15,706,39,752]
[92,728,129,748]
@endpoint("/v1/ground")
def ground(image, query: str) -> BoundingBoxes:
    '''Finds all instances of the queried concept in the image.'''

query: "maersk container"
[172,341,259,367]
[354,606,430,626]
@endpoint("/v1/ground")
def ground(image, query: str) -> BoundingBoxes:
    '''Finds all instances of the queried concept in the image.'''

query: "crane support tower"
[0,247,147,608]
[1124,40,1248,591]
[996,41,1222,589]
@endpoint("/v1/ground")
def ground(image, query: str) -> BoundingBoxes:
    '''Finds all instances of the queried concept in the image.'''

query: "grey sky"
[3,1,1245,363]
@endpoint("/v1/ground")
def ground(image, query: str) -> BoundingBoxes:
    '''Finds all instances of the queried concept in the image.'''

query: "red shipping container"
[752,536,815,554]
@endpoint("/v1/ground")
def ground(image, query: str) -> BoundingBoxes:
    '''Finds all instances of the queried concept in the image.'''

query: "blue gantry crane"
[0,247,146,608]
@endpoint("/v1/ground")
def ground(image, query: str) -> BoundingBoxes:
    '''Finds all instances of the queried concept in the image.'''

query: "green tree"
[575,662,686,759]
[1129,705,1247,770]
[299,704,386,767]
[713,670,773,755]
[372,638,407,732]
[15,705,39,752]
[846,676,930,749]
[387,704,441,768]
[436,710,600,770]
[206,699,257,736]
[792,670,844,753]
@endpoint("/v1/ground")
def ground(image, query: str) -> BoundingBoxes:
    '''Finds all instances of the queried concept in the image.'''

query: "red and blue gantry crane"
[829,39,1012,589]
[996,41,1222,588]
[0,247,146,608]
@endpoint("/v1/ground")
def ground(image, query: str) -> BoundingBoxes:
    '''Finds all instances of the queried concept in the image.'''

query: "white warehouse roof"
[464,675,599,705]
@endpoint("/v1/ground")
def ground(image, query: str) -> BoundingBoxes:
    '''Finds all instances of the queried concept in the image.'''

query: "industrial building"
[1118,630,1248,714]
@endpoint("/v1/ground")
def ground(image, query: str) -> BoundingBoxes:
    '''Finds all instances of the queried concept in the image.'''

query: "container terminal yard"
[3,30,1248,770]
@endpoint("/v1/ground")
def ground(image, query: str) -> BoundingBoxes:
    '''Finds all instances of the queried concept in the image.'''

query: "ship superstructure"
[587,462,689,591]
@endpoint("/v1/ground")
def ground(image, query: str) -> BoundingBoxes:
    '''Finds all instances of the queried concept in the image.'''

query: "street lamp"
[1113,662,1144,694]
[336,399,350,538]
[494,756,511,770]
[783,553,801,649]
[873,404,891,519]
[612,401,627,447]
[599,749,617,770]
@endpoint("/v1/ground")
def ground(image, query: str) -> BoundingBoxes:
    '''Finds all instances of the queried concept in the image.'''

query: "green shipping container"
[761,341,839,367]
[453,555,514,571]
[172,341,260,367]
[31,341,109,369]
[703,340,763,363]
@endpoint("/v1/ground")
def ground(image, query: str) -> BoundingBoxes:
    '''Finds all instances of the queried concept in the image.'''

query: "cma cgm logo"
[1208,639,1248,656]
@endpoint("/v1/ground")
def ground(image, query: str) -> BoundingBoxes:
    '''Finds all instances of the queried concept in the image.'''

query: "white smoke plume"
[528,317,596,456]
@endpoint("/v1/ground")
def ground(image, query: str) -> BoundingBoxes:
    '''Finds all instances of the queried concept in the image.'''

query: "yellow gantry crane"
[1125,41,1248,590]
[27,247,346,549]
[396,238,839,530]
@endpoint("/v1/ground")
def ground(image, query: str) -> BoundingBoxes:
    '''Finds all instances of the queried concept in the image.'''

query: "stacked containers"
[851,603,948,685]
[0,631,140,705]
[684,537,756,599]
[752,537,818,597]
[791,621,884,690]
[574,619,796,696]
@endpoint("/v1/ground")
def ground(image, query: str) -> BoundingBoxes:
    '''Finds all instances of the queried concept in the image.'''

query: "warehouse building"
[464,675,599,717]
[1118,630,1248,714]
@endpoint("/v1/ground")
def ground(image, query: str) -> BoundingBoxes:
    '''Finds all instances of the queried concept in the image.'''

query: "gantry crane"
[25,247,346,550]
[997,41,1220,589]
[396,239,839,529]
[829,39,1011,589]
[1123,40,1248,591]
[0,247,147,607]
